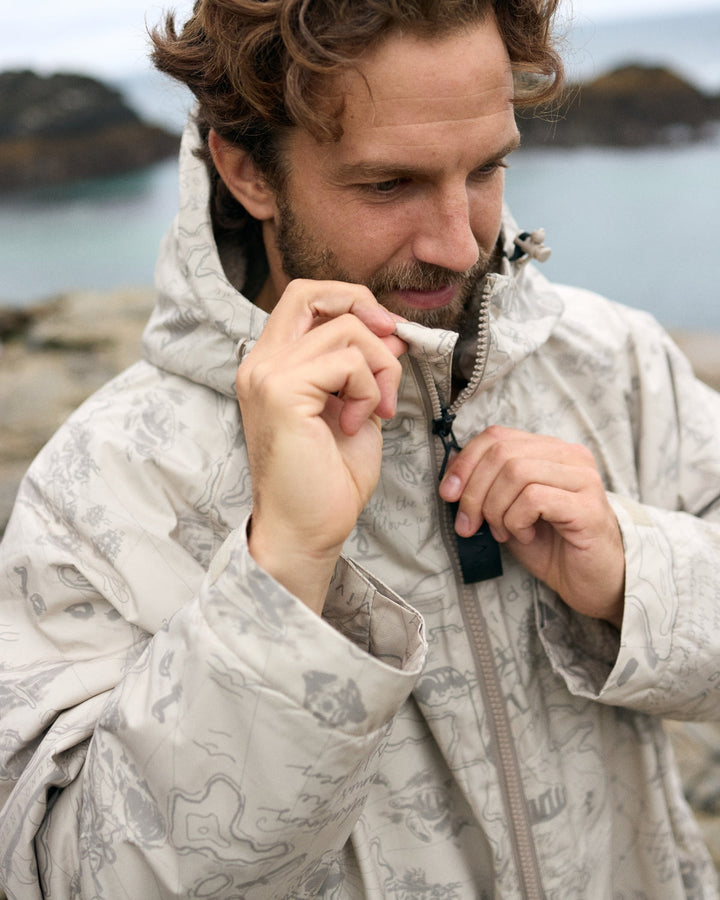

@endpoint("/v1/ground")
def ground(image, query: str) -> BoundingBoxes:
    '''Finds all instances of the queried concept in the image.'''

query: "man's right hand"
[236,279,407,614]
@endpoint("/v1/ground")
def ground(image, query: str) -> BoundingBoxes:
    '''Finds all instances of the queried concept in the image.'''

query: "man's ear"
[208,129,277,222]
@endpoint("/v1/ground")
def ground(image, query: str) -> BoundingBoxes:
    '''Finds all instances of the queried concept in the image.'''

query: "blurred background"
[0,0,719,328]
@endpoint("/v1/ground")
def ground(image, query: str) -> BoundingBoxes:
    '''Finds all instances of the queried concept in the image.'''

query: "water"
[0,161,180,304]
[505,138,720,330]
[1,10,719,330]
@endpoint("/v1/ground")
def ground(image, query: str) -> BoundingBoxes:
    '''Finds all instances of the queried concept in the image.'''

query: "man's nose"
[411,188,480,273]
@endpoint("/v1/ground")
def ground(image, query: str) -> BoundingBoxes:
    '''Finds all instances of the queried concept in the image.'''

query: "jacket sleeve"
[536,319,720,720]
[0,504,426,900]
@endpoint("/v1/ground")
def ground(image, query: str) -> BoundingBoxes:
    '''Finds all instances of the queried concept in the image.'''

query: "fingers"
[238,281,407,434]
[438,425,624,624]
[439,425,602,541]
[489,468,599,544]
[260,278,401,345]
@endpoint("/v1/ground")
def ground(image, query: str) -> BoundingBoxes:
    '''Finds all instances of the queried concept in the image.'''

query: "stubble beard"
[274,192,492,331]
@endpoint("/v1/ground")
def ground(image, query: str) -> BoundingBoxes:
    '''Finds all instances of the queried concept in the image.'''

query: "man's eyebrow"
[499,135,522,158]
[335,136,522,182]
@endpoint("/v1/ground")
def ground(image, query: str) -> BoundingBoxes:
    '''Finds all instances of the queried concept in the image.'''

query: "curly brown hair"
[151,0,564,246]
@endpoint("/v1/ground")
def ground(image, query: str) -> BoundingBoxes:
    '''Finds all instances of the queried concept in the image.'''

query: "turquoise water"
[0,160,180,306]
[1,10,719,329]
[505,138,720,330]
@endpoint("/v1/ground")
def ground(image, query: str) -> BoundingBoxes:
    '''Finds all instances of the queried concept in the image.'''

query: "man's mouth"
[391,284,459,310]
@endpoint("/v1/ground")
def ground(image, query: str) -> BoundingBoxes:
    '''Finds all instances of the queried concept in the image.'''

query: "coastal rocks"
[519,64,720,147]
[672,333,720,394]
[0,70,179,192]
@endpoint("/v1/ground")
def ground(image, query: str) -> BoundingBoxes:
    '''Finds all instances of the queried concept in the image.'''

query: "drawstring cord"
[509,228,552,264]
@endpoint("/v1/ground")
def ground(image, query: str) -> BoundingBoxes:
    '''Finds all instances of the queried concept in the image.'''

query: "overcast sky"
[3,0,720,77]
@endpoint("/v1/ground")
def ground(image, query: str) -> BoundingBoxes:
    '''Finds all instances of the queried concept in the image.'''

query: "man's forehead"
[327,23,514,131]
[341,86,515,130]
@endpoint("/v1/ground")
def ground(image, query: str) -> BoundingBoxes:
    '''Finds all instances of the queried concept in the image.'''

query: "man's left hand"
[439,425,625,628]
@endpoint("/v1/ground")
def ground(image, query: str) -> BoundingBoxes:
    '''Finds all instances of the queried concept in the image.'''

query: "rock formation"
[519,64,720,147]
[0,70,180,191]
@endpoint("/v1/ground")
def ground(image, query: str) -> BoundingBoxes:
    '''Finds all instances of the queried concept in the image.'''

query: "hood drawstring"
[509,228,552,264]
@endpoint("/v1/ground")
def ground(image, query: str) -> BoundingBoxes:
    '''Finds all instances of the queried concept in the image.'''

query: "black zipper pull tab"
[432,408,503,584]
[432,408,461,480]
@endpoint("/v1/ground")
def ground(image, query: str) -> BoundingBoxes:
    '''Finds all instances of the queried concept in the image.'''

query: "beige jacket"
[1,121,720,899]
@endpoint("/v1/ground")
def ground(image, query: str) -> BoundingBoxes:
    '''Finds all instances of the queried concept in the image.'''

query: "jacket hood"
[143,118,564,399]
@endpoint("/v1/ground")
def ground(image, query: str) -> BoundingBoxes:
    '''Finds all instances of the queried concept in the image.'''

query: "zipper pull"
[432,408,461,480]
[432,408,503,584]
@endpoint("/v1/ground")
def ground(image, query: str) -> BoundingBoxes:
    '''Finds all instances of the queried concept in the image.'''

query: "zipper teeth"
[434,483,544,898]
[458,584,545,900]
[449,274,495,416]
[412,281,546,898]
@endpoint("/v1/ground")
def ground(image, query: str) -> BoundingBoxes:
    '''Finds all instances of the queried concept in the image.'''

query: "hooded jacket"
[1,120,720,899]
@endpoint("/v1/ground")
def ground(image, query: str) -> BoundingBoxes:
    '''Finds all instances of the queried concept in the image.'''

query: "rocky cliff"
[519,64,720,147]
[0,70,180,191]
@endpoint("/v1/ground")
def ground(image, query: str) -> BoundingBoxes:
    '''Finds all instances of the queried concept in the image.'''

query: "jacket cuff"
[537,493,716,716]
[592,494,675,705]
[534,580,621,699]
[535,494,648,701]
[594,493,716,714]
[202,519,427,734]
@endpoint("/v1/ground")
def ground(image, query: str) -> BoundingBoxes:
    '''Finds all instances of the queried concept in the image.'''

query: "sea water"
[1,9,719,330]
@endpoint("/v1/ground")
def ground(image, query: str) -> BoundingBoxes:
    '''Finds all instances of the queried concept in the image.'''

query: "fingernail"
[456,511,471,535]
[441,474,462,500]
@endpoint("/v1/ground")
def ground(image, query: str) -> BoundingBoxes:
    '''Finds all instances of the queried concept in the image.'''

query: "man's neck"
[254,277,279,314]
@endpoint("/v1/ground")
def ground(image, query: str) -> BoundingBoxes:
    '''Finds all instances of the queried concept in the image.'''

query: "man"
[1,1,719,897]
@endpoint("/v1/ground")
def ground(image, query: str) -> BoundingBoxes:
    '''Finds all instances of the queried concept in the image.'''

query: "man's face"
[264,17,519,330]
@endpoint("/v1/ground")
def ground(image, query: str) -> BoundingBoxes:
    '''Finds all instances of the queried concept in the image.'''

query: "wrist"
[247,515,341,615]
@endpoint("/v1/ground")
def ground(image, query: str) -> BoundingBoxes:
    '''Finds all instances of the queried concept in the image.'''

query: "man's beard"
[274,192,492,331]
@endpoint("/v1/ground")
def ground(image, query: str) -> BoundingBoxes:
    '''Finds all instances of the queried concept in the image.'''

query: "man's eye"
[472,160,509,178]
[370,178,404,194]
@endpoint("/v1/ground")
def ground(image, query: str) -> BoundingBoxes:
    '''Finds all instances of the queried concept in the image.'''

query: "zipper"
[448,273,495,416]
[410,278,546,898]
[456,576,546,900]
